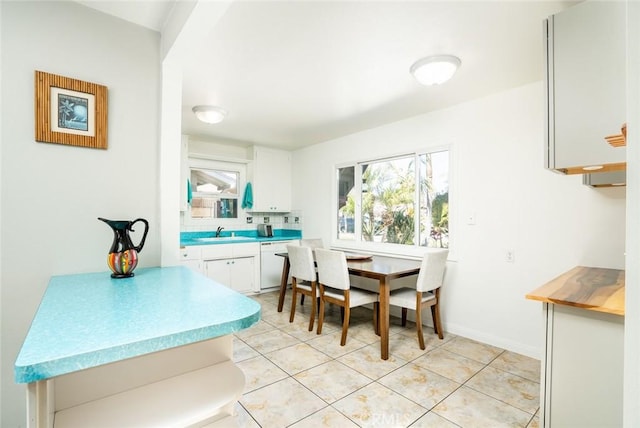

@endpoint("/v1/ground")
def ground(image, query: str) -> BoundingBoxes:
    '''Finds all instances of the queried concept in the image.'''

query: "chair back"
[314,248,350,290]
[416,249,449,292]
[300,238,324,249]
[287,245,316,282]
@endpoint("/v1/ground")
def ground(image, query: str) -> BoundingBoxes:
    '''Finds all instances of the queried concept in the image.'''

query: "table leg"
[277,258,290,312]
[379,278,389,360]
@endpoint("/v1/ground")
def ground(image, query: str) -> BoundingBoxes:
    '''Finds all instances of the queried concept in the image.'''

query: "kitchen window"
[336,149,449,249]
[184,158,246,225]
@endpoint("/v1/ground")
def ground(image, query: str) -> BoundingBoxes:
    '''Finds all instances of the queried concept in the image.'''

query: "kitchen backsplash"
[180,210,304,232]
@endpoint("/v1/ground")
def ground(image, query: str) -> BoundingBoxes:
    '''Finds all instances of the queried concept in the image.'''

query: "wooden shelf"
[54,360,244,428]
[605,123,627,147]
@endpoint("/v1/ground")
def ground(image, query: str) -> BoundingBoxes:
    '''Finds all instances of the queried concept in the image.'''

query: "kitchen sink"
[195,236,255,242]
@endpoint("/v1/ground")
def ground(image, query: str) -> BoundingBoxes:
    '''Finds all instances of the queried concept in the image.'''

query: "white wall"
[292,82,626,357]
[0,2,161,426]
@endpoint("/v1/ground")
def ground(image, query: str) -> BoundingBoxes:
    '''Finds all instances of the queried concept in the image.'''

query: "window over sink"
[184,158,246,224]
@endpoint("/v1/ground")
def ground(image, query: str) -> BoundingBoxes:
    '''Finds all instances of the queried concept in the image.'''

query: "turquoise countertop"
[180,229,302,247]
[15,266,260,384]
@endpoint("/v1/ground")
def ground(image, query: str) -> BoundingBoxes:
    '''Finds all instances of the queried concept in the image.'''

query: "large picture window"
[336,149,449,248]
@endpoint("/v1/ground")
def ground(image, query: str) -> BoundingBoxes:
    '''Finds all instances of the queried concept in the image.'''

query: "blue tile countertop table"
[180,228,302,246]
[14,266,261,384]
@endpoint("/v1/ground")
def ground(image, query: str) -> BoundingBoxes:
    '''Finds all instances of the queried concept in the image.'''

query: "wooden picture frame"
[35,71,108,149]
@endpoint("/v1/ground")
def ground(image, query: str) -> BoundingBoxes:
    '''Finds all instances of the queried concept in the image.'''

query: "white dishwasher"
[260,240,298,290]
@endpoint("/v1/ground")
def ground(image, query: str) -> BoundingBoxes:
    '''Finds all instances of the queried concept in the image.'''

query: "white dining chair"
[286,245,318,331]
[389,249,449,349]
[315,248,379,346]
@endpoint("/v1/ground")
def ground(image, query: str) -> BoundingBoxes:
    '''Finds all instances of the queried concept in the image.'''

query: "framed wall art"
[35,71,108,149]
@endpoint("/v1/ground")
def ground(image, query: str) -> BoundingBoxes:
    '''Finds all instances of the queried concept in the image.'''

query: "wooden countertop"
[526,266,624,316]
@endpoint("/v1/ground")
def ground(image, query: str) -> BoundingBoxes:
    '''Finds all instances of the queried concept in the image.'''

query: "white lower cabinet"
[181,243,260,294]
[541,303,624,427]
[205,257,255,294]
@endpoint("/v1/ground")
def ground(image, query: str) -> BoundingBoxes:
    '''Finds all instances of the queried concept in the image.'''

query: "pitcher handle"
[130,218,149,252]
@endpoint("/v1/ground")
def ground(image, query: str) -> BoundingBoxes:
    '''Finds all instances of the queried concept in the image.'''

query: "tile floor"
[230,290,541,428]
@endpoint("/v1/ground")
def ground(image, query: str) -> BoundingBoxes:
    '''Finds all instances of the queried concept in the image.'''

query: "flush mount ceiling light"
[192,105,227,124]
[410,55,461,86]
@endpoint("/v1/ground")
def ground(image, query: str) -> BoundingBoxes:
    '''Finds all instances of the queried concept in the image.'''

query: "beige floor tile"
[338,343,407,380]
[237,355,289,393]
[233,338,260,362]
[294,360,373,403]
[527,414,540,428]
[410,411,461,427]
[265,342,332,375]
[236,296,541,428]
[387,334,435,362]
[232,403,260,428]
[432,386,532,428]
[234,320,275,340]
[240,377,327,427]
[490,350,541,383]
[332,382,427,427]
[413,348,485,383]
[466,366,540,414]
[289,406,359,428]
[378,363,461,410]
[262,310,298,329]
[307,330,368,358]
[441,336,504,364]
[242,328,300,354]
[346,321,383,345]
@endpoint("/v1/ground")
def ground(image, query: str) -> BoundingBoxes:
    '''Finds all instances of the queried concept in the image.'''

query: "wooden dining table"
[275,252,422,360]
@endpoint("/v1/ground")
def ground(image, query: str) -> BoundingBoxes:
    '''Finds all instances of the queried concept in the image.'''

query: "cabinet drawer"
[179,246,201,261]
[201,245,234,260]
[232,243,260,257]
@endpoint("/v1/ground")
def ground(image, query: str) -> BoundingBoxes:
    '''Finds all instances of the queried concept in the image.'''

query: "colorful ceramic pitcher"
[98,217,149,278]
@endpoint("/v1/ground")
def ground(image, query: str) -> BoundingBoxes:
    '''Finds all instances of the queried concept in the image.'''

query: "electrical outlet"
[467,212,476,225]
[505,250,515,263]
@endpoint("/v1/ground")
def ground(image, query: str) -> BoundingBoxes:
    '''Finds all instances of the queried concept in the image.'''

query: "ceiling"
[79,0,576,150]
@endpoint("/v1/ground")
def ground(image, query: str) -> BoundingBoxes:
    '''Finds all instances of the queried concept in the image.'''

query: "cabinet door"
[252,147,292,212]
[229,257,255,294]
[181,260,203,274]
[547,1,626,173]
[204,259,231,287]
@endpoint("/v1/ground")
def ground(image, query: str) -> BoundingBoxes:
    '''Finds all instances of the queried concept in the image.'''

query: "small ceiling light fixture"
[582,165,604,171]
[410,55,461,86]
[192,105,227,124]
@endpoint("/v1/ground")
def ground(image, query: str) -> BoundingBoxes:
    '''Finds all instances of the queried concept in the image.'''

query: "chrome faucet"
[215,226,224,238]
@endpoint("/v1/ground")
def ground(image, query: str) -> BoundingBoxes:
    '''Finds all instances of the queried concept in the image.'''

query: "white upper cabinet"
[249,146,292,212]
[545,1,626,174]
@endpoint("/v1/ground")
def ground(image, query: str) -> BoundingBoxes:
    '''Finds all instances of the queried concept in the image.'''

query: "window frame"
[331,145,453,258]
[183,157,247,226]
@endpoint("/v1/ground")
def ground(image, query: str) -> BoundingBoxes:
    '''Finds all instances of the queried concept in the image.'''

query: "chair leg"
[416,304,425,350]
[307,284,316,332]
[317,295,325,335]
[301,294,305,306]
[401,307,408,326]
[373,302,379,336]
[340,305,350,346]
[431,303,444,340]
[289,279,297,323]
